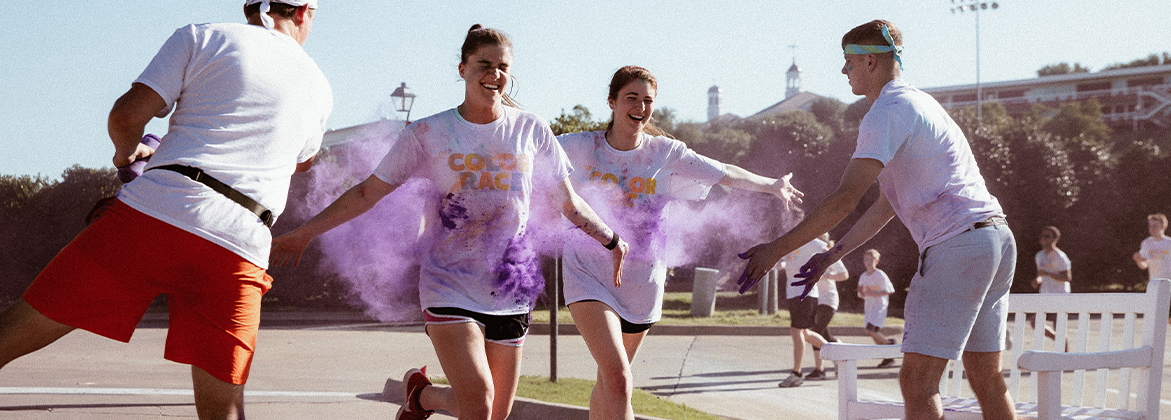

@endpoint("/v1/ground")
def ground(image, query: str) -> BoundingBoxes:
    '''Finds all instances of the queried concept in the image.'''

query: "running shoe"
[806,369,827,380]
[777,371,804,388]
[396,366,434,420]
[876,358,896,368]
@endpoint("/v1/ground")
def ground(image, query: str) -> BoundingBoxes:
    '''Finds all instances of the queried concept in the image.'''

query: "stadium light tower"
[950,0,1000,123]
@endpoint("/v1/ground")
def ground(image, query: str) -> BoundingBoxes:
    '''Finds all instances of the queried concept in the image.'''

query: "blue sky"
[2,0,1168,179]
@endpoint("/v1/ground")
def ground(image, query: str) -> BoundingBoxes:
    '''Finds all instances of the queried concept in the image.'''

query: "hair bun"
[469,24,484,33]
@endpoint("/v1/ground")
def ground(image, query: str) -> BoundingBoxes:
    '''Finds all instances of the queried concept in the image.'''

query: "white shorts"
[902,223,1016,360]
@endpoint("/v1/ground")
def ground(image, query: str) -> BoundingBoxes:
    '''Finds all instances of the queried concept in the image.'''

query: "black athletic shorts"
[424,307,530,346]
[786,296,818,329]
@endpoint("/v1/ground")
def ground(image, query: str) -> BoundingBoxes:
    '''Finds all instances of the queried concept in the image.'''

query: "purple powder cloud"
[296,121,792,320]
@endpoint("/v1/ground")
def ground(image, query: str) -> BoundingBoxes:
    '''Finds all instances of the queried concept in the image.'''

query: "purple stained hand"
[791,252,829,300]
[116,134,161,183]
[736,251,760,294]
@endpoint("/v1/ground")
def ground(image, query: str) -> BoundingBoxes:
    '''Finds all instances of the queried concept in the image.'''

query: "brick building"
[922,64,1171,130]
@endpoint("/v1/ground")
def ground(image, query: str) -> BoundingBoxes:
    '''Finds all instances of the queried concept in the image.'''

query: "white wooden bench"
[820,278,1170,420]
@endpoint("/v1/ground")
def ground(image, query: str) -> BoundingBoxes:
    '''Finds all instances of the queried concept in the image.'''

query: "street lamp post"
[390,82,416,122]
[950,0,1000,123]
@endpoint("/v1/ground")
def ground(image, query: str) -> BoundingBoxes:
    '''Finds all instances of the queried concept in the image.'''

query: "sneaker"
[778,371,804,388]
[396,366,434,420]
[806,369,826,380]
[876,358,896,369]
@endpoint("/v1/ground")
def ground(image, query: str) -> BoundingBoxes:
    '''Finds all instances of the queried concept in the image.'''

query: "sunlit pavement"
[1,314,1168,419]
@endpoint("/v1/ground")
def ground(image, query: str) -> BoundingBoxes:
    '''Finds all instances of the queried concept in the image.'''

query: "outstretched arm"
[550,179,628,287]
[738,158,885,289]
[271,175,398,266]
[717,165,804,211]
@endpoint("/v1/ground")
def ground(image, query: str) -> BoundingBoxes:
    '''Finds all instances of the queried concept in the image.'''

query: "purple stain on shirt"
[439,193,468,229]
[493,234,545,306]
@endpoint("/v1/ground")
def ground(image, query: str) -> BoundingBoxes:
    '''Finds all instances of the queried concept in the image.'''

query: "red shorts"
[23,199,271,385]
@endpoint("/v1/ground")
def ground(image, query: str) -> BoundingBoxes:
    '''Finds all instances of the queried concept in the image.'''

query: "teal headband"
[843,25,903,70]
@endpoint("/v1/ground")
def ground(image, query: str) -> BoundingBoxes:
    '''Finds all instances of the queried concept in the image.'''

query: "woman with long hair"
[271,25,628,420]
[557,65,802,418]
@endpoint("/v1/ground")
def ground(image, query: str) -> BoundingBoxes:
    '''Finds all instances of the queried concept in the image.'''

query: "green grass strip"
[432,376,721,420]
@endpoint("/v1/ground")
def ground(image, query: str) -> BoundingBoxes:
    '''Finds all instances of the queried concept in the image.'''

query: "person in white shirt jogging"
[778,232,848,387]
[1133,213,1171,324]
[736,20,1018,419]
[558,65,803,416]
[809,234,849,378]
[1032,225,1071,348]
[272,25,628,420]
[1033,226,1071,294]
[857,249,898,368]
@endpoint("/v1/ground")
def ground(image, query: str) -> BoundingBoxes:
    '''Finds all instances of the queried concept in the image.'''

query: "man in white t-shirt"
[738,20,1017,419]
[1134,213,1171,323]
[858,249,897,368]
[1033,226,1072,294]
[1134,213,1171,281]
[0,2,330,418]
[1033,225,1072,348]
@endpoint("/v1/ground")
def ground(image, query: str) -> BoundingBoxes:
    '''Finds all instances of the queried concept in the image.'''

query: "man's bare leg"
[0,299,75,368]
[192,366,246,420]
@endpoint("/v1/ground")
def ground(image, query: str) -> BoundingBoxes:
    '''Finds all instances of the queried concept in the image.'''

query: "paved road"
[1,315,1169,419]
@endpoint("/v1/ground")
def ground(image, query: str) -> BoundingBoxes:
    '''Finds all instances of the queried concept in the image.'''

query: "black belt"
[919,216,1008,276]
[149,164,274,228]
[964,216,1007,233]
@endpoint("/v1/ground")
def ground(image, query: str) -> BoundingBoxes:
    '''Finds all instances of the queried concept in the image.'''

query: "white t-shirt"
[852,79,1003,253]
[815,261,848,309]
[118,23,332,269]
[1034,248,1072,294]
[781,239,831,300]
[1140,236,1171,281]
[859,269,895,328]
[372,107,571,316]
[557,130,726,323]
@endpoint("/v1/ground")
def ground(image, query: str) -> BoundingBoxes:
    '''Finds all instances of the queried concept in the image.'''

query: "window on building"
[997,89,1026,99]
[953,93,977,102]
[1076,82,1111,92]
[1127,77,1164,88]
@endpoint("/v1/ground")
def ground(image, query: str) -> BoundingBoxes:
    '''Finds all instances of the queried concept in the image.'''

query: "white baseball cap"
[244,0,318,29]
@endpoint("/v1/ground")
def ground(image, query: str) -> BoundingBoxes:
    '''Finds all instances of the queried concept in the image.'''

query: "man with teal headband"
[738,19,1017,419]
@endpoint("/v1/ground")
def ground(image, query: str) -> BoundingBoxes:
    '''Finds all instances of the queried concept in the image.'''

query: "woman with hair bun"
[272,25,628,420]
[557,65,803,418]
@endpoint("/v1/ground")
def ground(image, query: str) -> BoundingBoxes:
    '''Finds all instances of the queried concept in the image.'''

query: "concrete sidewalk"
[8,312,1170,419]
[0,313,900,419]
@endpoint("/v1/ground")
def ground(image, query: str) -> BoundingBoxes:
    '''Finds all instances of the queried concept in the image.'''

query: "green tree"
[0,166,119,303]
[652,108,678,136]
[1037,62,1091,77]
[549,105,606,135]
[1102,53,1169,71]
[742,110,834,161]
[809,97,846,131]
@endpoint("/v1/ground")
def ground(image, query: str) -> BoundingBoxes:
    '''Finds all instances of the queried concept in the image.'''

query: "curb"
[529,323,904,337]
[138,312,904,337]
